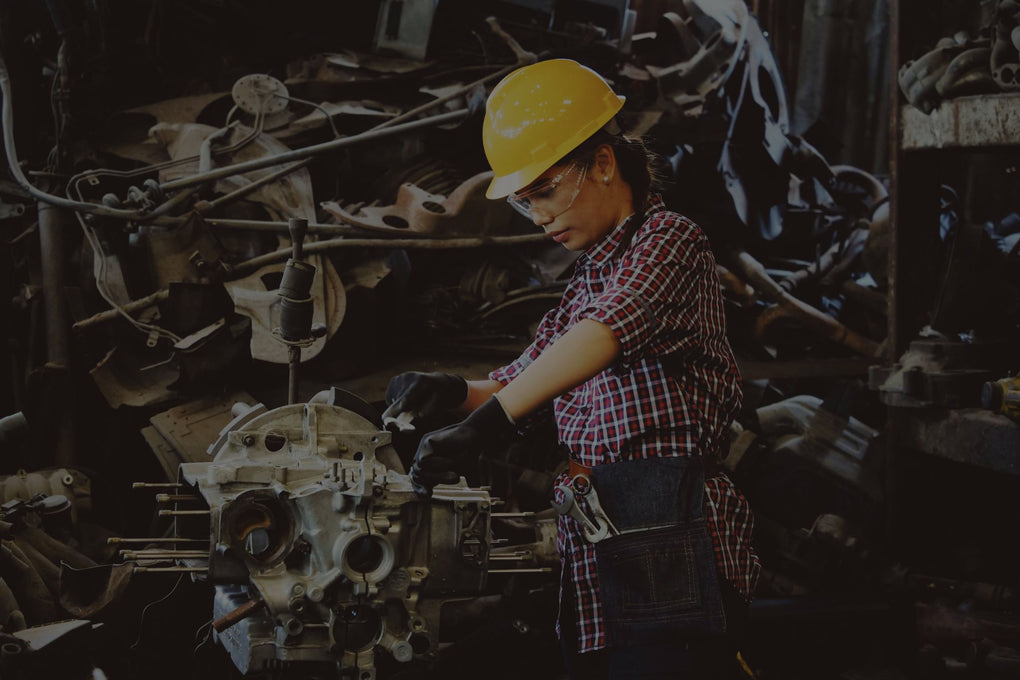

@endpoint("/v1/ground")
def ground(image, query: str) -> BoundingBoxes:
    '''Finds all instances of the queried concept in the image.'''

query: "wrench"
[552,484,613,543]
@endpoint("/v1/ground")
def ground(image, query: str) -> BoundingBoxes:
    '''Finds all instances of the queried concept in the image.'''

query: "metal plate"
[230,73,290,116]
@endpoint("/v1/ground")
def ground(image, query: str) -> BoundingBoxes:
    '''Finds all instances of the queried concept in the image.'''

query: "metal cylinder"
[279,296,314,342]
[279,259,315,300]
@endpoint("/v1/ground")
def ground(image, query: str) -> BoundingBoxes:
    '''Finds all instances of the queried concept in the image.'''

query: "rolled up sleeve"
[577,228,710,365]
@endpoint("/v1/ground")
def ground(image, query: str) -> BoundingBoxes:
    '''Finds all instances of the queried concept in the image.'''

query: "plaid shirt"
[489,195,760,653]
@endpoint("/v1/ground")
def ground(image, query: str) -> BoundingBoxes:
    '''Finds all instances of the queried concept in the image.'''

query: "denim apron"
[590,456,726,647]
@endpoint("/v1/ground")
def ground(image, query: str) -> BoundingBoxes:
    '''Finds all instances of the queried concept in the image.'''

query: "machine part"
[982,375,1020,422]
[992,0,1020,90]
[869,338,1013,408]
[225,252,345,364]
[899,408,1020,476]
[322,172,514,237]
[936,47,995,99]
[374,0,439,60]
[231,74,290,117]
[898,39,971,113]
[0,470,92,523]
[0,413,28,452]
[176,399,495,676]
[728,249,882,357]
[141,392,259,481]
[751,395,882,504]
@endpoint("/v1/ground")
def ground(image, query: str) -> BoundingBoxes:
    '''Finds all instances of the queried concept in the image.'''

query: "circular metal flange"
[231,73,290,116]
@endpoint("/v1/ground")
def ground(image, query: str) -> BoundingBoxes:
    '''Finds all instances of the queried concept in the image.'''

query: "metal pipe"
[158,510,211,517]
[197,160,310,214]
[227,233,551,278]
[108,537,208,545]
[38,201,74,467]
[72,289,170,332]
[159,109,470,192]
[288,346,300,405]
[38,202,70,368]
[0,54,145,218]
[212,597,265,633]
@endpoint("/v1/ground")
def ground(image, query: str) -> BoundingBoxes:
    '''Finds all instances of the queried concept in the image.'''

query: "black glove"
[410,397,517,495]
[381,372,468,432]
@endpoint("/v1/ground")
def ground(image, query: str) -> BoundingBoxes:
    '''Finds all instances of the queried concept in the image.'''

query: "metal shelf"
[901,93,1020,151]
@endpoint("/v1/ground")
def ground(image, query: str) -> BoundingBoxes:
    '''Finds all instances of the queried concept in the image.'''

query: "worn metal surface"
[899,408,1020,475]
[901,93,1020,148]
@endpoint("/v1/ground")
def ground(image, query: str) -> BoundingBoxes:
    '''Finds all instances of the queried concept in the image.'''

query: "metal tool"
[552,475,618,544]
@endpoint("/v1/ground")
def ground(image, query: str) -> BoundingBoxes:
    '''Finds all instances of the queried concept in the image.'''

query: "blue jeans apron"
[591,456,726,647]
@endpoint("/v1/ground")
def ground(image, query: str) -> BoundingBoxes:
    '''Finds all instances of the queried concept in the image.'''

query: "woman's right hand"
[381,372,468,432]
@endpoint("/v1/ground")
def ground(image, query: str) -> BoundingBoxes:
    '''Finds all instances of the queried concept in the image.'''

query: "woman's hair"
[560,123,669,215]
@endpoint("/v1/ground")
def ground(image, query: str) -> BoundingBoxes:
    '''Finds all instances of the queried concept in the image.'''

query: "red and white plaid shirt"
[489,195,760,653]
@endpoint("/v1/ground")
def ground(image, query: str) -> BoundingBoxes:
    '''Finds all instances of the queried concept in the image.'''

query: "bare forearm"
[496,319,620,419]
[458,379,504,413]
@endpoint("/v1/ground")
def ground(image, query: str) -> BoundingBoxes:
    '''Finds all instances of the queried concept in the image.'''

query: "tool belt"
[557,456,727,647]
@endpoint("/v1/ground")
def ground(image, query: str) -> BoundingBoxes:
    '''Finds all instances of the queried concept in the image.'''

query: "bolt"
[291,583,306,597]
[242,434,256,447]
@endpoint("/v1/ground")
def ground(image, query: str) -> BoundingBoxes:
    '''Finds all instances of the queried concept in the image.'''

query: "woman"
[383,59,759,679]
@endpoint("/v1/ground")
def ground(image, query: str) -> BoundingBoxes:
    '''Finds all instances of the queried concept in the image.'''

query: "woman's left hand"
[410,397,516,495]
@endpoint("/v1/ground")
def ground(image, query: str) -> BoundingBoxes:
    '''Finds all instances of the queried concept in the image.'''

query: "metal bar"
[121,551,209,559]
[155,494,200,503]
[133,482,184,489]
[158,509,211,517]
[487,568,554,574]
[490,512,536,518]
[213,598,265,633]
[133,566,208,573]
[288,346,300,405]
[227,233,552,278]
[108,537,208,545]
[159,109,470,192]
[73,290,170,332]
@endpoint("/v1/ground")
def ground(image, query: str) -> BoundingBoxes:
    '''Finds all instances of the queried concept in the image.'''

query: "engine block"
[176,396,493,677]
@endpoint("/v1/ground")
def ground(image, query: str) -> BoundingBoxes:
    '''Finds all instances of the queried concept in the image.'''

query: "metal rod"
[227,233,551,278]
[119,554,207,558]
[198,160,311,214]
[133,566,208,573]
[159,109,470,192]
[212,598,265,633]
[108,537,208,545]
[490,512,536,518]
[73,290,170,332]
[158,509,211,517]
[133,482,184,489]
[288,345,300,405]
[155,494,200,503]
[487,568,554,574]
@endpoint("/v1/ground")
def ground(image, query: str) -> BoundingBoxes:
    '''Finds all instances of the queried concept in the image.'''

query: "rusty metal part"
[321,172,513,237]
[213,597,265,633]
[158,109,469,193]
[0,541,58,625]
[728,250,882,357]
[58,563,134,619]
[71,289,170,332]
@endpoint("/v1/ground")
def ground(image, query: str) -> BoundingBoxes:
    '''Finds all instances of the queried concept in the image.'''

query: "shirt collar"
[579,193,667,267]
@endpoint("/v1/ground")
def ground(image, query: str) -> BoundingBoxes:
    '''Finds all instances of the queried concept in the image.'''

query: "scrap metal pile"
[0,1,1017,679]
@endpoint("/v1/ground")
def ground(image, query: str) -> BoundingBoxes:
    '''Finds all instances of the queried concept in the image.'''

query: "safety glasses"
[507,161,588,221]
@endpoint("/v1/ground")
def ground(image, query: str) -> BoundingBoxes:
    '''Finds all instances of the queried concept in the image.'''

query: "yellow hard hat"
[483,59,626,199]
